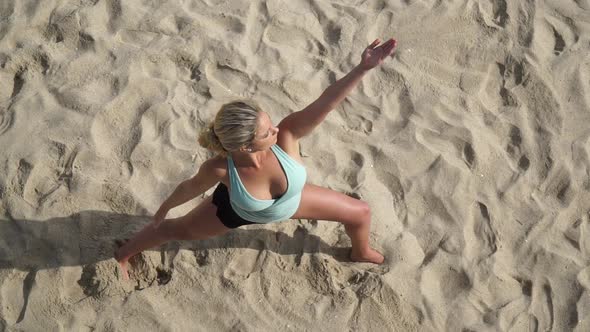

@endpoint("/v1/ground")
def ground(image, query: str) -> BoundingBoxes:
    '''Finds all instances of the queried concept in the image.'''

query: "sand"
[1,0,590,331]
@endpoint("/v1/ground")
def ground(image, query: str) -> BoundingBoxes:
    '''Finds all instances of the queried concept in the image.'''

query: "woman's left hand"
[359,38,397,70]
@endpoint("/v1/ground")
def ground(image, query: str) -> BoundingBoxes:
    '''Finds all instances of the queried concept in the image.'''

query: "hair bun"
[208,122,219,141]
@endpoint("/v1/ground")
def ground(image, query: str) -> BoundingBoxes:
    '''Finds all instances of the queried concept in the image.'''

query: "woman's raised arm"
[320,38,397,108]
[278,38,397,140]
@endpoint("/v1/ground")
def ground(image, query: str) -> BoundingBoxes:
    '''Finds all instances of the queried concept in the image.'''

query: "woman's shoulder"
[209,154,227,171]
[276,132,305,165]
[207,154,229,178]
[205,155,231,186]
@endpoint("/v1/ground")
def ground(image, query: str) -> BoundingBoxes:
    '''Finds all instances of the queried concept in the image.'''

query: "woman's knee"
[344,201,371,227]
[157,218,190,240]
[360,201,371,219]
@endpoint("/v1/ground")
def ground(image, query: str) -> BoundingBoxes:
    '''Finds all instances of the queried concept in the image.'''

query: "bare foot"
[114,239,131,280]
[350,248,385,264]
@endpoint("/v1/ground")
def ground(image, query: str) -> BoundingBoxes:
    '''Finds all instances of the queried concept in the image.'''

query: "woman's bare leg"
[114,196,230,280]
[114,220,178,280]
[291,183,384,264]
[344,221,384,264]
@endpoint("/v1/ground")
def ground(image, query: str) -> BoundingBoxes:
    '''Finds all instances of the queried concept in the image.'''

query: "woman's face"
[249,112,279,151]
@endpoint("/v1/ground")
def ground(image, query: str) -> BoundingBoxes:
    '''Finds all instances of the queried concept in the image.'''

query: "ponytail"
[198,122,229,157]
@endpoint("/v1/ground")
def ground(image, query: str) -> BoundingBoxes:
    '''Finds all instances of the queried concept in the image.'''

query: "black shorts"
[212,182,259,228]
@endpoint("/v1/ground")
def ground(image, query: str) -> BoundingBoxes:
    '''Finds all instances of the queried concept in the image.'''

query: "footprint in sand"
[462,142,476,169]
[1,49,50,136]
[32,142,79,208]
[370,149,408,226]
[530,279,555,331]
[47,50,120,115]
[464,202,497,263]
[540,165,574,208]
[100,178,131,210]
[90,79,168,163]
[506,124,530,172]
[0,108,14,137]
[338,100,380,135]
[205,62,252,98]
[223,239,266,279]
[541,14,579,57]
[420,251,472,310]
[480,56,526,110]
[498,55,526,90]
[13,159,32,198]
[342,150,365,190]
[263,17,326,56]
[491,0,509,27]
[551,25,566,55]
[476,0,508,28]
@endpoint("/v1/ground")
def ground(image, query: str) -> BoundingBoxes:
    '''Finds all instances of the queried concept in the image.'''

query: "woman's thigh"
[171,195,231,239]
[291,183,369,226]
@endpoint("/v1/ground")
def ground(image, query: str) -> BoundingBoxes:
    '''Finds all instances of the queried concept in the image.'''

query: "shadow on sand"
[0,210,354,324]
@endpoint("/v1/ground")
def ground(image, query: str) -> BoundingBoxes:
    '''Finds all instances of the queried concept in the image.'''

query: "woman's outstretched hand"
[360,38,397,70]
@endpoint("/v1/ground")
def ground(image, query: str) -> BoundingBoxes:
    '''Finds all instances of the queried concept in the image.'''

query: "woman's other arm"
[153,158,222,228]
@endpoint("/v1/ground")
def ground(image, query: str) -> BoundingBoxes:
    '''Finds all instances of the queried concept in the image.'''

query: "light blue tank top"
[227,144,307,223]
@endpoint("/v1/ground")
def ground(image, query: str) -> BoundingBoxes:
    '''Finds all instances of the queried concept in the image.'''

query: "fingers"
[384,39,397,55]
[375,38,396,56]
[382,38,396,48]
[368,38,380,49]
[368,38,397,53]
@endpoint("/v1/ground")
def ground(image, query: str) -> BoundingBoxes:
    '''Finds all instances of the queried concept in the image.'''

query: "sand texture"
[1,0,590,331]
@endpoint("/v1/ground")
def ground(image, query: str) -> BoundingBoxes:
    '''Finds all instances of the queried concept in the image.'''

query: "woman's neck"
[230,148,271,169]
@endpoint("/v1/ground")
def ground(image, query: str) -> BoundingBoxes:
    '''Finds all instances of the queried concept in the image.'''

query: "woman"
[115,38,397,280]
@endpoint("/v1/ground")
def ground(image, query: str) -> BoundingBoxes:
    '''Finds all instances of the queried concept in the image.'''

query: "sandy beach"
[1,0,590,330]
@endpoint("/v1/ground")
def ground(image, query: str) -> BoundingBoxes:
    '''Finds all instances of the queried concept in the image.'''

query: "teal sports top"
[227,144,307,223]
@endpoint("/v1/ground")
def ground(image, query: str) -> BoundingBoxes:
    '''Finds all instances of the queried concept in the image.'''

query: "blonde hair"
[198,101,262,157]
